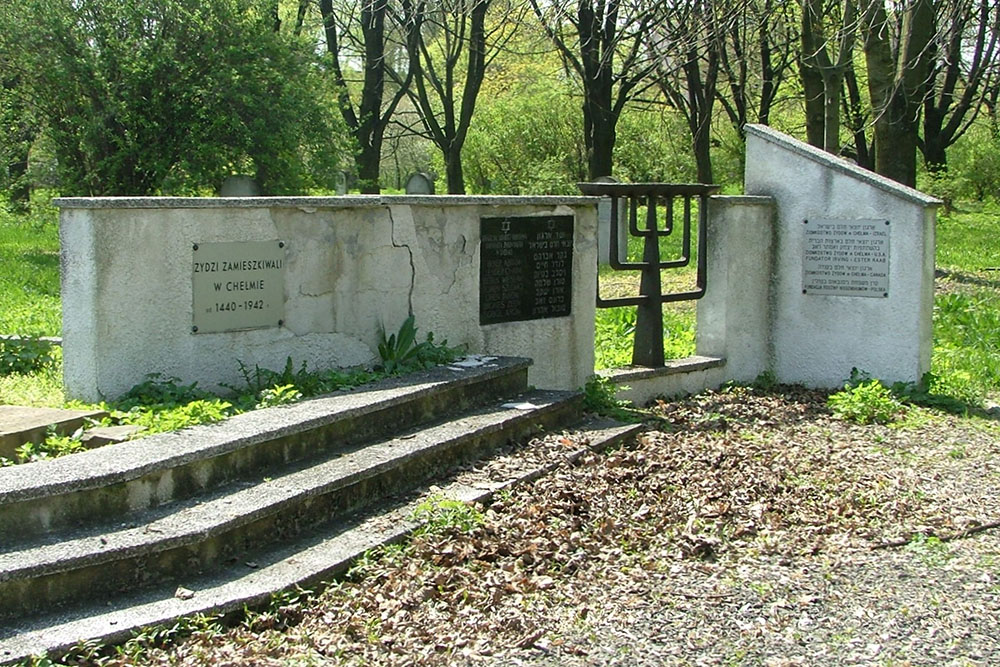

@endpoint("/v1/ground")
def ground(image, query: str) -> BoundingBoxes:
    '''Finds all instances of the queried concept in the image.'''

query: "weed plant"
[827,367,982,426]
[582,375,641,422]
[827,376,905,425]
[377,315,464,374]
[0,337,58,375]
[225,357,378,406]
[410,495,486,535]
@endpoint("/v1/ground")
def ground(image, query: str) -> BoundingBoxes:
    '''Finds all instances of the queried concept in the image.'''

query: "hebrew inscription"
[192,240,285,333]
[479,216,574,325]
[802,219,889,297]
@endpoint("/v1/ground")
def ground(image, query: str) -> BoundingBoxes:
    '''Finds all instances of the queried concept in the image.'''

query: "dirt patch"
[93,387,1000,665]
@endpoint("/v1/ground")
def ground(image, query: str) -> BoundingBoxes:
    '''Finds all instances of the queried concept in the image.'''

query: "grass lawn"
[931,201,1000,403]
[0,202,61,337]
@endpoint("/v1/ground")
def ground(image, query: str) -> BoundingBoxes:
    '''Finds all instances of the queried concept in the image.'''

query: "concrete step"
[0,417,641,666]
[0,388,582,619]
[0,406,109,460]
[0,356,531,540]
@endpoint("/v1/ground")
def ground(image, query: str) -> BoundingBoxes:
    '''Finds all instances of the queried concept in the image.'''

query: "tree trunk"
[579,1,616,180]
[800,57,826,148]
[686,44,717,184]
[587,103,615,179]
[799,0,826,149]
[821,70,843,153]
[863,0,934,187]
[693,118,713,184]
[445,144,465,194]
[843,62,872,169]
[357,141,382,194]
[922,138,948,174]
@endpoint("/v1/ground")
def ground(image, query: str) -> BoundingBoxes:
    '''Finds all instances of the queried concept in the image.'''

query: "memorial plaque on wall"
[479,216,574,325]
[802,218,890,297]
[192,240,286,333]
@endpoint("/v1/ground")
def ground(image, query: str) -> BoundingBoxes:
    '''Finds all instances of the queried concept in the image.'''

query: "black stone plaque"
[479,215,574,325]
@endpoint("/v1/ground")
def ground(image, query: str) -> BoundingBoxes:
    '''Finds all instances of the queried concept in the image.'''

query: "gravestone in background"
[592,176,628,265]
[405,173,435,195]
[219,175,262,197]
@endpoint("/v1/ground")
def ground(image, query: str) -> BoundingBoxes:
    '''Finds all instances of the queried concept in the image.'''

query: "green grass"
[0,198,61,336]
[0,351,64,407]
[595,306,695,369]
[931,202,1000,404]
[935,201,1000,271]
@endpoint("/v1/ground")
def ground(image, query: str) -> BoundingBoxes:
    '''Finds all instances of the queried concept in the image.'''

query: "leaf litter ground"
[94,385,1000,666]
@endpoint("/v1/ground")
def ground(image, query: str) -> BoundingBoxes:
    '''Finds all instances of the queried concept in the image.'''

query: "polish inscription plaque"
[192,240,285,333]
[479,216,574,325]
[802,218,890,297]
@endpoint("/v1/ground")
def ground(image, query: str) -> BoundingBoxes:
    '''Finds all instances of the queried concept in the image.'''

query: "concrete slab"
[0,406,109,459]
[80,424,146,449]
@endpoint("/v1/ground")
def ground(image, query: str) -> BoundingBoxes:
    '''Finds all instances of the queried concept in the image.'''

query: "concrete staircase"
[0,357,640,664]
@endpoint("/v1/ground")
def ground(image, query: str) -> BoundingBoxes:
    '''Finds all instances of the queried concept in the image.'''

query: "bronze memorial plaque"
[802,218,890,297]
[192,240,286,333]
[479,216,574,325]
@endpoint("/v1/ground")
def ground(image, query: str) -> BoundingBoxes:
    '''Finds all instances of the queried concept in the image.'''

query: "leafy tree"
[0,75,38,209]
[319,0,417,193]
[919,0,1000,173]
[0,0,349,196]
[462,58,585,193]
[396,0,520,194]
[717,0,797,137]
[651,0,727,184]
[529,0,661,180]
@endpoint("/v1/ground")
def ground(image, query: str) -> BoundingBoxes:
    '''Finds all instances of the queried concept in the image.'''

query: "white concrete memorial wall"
[741,124,940,387]
[55,126,940,403]
[56,196,597,401]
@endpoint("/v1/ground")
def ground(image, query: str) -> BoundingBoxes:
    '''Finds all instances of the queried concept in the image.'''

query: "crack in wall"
[298,286,333,298]
[387,207,416,315]
[442,233,469,296]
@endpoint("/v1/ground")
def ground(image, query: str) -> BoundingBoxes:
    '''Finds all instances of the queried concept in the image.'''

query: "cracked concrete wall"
[58,198,597,401]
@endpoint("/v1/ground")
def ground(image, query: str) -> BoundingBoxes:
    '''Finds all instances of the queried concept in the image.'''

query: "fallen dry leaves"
[92,385,1000,666]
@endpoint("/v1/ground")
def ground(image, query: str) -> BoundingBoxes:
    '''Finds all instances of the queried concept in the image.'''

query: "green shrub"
[14,426,86,464]
[0,338,56,375]
[115,373,214,410]
[228,357,375,401]
[827,373,905,425]
[936,123,1000,202]
[255,384,302,408]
